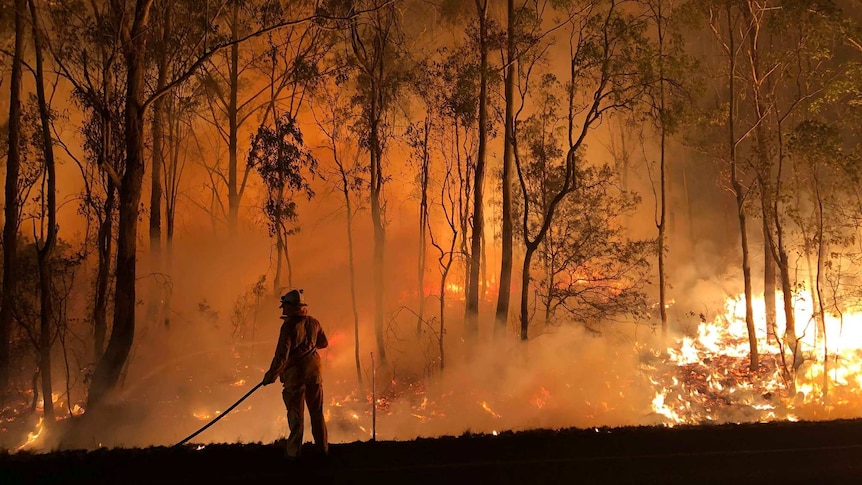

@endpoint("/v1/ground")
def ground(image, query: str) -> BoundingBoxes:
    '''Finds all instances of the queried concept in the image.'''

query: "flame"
[650,290,862,425]
[17,417,44,451]
[479,401,501,419]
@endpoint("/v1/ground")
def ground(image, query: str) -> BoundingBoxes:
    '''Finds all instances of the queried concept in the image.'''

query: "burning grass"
[4,289,862,453]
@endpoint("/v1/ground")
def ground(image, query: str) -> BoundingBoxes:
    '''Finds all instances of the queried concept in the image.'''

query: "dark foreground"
[3,418,862,485]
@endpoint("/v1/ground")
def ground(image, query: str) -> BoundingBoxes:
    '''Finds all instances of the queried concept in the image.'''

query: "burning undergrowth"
[5,288,862,453]
[647,290,862,426]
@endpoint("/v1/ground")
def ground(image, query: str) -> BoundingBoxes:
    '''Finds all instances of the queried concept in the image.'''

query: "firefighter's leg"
[282,384,306,458]
[305,379,328,455]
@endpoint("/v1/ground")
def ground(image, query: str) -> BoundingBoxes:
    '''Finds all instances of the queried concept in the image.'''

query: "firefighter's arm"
[316,324,329,350]
[263,325,291,385]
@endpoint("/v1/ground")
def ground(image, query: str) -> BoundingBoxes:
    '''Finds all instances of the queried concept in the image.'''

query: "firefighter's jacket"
[265,313,328,387]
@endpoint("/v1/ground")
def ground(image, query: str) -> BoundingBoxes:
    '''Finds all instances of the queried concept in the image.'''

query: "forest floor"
[3,417,862,484]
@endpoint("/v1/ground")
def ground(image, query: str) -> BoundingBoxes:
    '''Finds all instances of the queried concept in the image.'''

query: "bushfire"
[4,290,862,451]
[648,290,862,425]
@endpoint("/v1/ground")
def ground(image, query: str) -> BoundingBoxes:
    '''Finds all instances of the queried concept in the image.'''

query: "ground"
[3,418,862,484]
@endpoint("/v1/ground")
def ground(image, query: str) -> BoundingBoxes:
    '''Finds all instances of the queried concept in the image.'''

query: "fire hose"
[174,381,264,447]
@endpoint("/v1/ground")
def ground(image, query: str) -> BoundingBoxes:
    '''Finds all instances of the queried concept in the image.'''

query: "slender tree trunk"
[94,184,115,361]
[417,116,430,338]
[337,160,362,386]
[94,52,116,359]
[370,76,387,365]
[813,168,828,402]
[228,1,240,238]
[466,0,488,343]
[88,0,153,409]
[762,205,777,342]
[519,246,536,340]
[744,0,776,344]
[495,0,515,338]
[0,0,27,401]
[656,1,669,341]
[439,262,451,371]
[774,118,800,375]
[727,4,758,371]
[30,0,57,423]
[149,2,169,328]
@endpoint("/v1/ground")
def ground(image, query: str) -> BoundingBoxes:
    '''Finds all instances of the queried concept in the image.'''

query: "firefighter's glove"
[262,372,276,386]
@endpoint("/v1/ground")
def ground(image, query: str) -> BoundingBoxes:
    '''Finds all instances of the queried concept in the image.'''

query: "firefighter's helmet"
[280,289,306,308]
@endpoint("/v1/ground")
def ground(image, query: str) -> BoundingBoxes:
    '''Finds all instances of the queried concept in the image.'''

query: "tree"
[515,0,652,340]
[28,0,60,425]
[329,0,411,365]
[0,0,26,401]
[311,74,364,385]
[464,0,492,343]
[640,0,692,342]
[246,113,317,291]
[46,0,126,362]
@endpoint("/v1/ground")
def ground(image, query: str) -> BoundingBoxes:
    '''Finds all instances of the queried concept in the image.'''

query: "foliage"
[246,113,317,237]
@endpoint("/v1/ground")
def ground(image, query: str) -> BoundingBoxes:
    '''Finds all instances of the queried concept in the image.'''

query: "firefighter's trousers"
[282,380,328,458]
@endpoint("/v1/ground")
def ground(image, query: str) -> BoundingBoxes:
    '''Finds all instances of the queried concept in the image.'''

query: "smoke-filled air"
[3,0,862,453]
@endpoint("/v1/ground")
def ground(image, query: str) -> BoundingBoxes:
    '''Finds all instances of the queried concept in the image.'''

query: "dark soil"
[3,418,862,485]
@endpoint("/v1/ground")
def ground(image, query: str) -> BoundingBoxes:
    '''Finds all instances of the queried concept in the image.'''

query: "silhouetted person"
[262,288,329,460]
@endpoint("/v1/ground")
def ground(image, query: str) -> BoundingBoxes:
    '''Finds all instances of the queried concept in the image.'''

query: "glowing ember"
[479,401,501,419]
[193,411,213,421]
[534,387,550,409]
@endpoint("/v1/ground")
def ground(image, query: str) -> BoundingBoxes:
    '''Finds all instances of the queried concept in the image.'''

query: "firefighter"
[262,288,329,460]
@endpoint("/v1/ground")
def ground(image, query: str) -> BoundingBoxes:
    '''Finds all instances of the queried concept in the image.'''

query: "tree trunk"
[495,0,515,338]
[228,1,240,238]
[149,1,169,328]
[466,0,488,343]
[774,116,800,376]
[336,158,362,386]
[30,0,57,423]
[94,49,117,360]
[656,1,669,342]
[0,0,26,401]
[762,206,777,342]
[744,0,777,345]
[519,246,535,340]
[94,184,115,361]
[417,116,430,338]
[370,80,387,365]
[88,0,153,409]
[727,3,758,371]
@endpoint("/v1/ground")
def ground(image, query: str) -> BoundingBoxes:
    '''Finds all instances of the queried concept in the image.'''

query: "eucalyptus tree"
[693,0,760,369]
[638,0,694,341]
[427,45,482,367]
[515,0,652,340]
[0,0,26,402]
[197,0,271,239]
[320,0,413,365]
[419,48,483,369]
[24,0,62,425]
[495,0,555,338]
[246,113,317,292]
[67,0,370,411]
[311,74,364,385]
[254,0,332,291]
[766,0,845,377]
[46,0,127,362]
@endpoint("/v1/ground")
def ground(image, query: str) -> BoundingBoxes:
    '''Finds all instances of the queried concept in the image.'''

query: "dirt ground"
[3,418,862,484]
